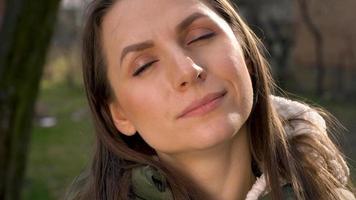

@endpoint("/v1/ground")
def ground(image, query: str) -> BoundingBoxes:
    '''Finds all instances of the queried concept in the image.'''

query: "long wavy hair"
[68,0,354,199]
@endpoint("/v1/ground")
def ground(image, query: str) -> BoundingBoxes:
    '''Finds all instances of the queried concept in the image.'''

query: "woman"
[68,0,355,199]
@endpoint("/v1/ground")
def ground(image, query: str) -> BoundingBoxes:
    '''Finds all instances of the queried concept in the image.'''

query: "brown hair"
[69,0,354,199]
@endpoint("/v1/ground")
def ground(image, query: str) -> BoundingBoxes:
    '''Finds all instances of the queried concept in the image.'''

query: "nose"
[169,52,207,91]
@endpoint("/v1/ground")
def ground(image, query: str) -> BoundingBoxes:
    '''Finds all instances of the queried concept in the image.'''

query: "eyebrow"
[119,12,208,64]
[175,12,208,33]
[120,41,154,64]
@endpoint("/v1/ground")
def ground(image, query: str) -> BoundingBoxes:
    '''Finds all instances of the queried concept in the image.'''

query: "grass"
[22,81,94,200]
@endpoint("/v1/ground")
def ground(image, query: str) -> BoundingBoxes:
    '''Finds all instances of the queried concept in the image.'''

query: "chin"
[189,117,242,151]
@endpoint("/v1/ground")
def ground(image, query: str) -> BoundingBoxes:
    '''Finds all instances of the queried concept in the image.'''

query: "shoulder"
[271,96,349,180]
[259,184,296,200]
[64,170,94,200]
[259,184,355,200]
[131,166,173,200]
[268,96,355,200]
[335,188,356,200]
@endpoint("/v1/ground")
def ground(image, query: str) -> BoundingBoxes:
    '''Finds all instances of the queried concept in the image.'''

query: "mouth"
[177,90,227,119]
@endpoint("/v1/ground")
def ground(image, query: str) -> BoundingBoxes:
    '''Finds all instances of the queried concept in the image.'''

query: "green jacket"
[131,166,296,200]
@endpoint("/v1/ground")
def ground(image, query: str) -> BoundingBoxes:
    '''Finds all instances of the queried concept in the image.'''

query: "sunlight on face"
[102,0,253,154]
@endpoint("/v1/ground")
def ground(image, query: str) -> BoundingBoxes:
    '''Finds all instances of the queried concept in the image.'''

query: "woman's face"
[102,0,253,154]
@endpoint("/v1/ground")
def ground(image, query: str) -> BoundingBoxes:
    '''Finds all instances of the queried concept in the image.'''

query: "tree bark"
[0,0,61,199]
[297,0,325,96]
[0,0,5,28]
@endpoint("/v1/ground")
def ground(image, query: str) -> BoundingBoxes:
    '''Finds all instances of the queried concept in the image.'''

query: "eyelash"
[187,32,215,45]
[133,60,158,76]
[132,32,215,77]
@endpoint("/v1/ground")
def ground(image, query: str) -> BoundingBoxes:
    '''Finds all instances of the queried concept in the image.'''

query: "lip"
[177,90,227,119]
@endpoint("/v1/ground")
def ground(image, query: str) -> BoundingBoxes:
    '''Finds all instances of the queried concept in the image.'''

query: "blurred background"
[0,0,355,199]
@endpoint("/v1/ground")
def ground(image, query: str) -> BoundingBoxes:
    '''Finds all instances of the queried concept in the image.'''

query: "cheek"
[210,40,251,87]
[209,41,254,115]
[116,84,172,146]
[118,86,162,125]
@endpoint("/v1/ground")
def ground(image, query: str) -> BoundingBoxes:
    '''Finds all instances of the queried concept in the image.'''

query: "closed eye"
[133,60,158,77]
[187,32,215,45]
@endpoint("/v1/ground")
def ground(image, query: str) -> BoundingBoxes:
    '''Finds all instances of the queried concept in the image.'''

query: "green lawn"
[22,82,94,200]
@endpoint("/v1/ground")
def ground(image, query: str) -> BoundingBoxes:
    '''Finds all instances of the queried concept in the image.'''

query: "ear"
[109,102,137,136]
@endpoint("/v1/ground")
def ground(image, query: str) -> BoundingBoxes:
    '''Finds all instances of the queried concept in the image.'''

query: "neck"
[157,125,255,200]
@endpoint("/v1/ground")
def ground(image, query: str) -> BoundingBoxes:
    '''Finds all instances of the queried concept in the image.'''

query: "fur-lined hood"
[131,96,355,200]
[245,96,355,200]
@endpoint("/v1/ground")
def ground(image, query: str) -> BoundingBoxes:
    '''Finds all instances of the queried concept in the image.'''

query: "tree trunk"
[297,0,325,96]
[0,0,5,28]
[0,0,61,199]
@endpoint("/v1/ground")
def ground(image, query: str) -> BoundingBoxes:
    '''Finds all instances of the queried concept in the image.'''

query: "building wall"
[293,0,356,69]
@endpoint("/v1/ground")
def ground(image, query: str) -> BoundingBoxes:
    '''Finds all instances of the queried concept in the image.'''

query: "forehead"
[102,0,217,45]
